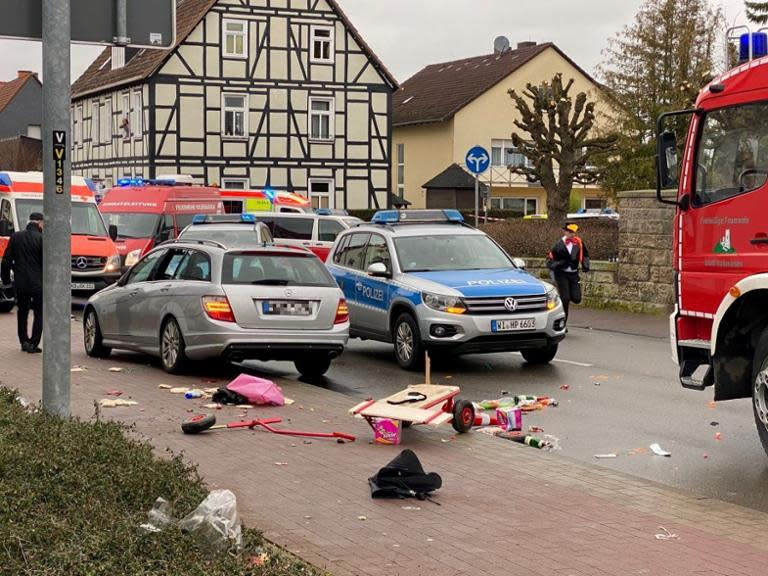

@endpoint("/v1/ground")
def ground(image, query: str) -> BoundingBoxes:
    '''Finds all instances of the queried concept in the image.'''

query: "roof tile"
[0,72,40,115]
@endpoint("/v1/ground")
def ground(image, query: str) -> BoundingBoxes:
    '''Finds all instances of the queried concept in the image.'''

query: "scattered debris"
[105,390,123,397]
[559,384,570,391]
[158,384,172,390]
[303,515,312,519]
[655,526,679,541]
[108,367,123,373]
[203,403,222,410]
[426,537,435,542]
[70,366,87,373]
[528,426,544,433]
[714,432,723,441]
[98,398,138,408]
[249,552,269,567]
[274,462,288,466]
[213,374,285,406]
[370,450,441,502]
[178,489,242,550]
[710,421,720,427]
[707,401,716,409]
[650,443,672,457]
[284,398,295,405]
[203,388,219,395]
[401,506,421,511]
[357,515,367,521]
[139,497,173,533]
[184,389,205,399]
[170,387,190,394]
[594,453,618,459]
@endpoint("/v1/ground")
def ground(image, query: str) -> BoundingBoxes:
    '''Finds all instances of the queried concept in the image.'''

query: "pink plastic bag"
[226,374,284,406]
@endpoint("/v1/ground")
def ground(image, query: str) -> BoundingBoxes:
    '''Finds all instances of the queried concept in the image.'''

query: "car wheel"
[294,354,332,379]
[0,301,14,313]
[521,344,558,365]
[751,329,768,457]
[393,313,424,371]
[84,308,111,358]
[160,317,187,374]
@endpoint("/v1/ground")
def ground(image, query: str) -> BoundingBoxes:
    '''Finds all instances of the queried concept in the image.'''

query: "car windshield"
[102,212,160,239]
[222,253,336,287]
[394,234,512,272]
[15,199,108,237]
[180,227,265,247]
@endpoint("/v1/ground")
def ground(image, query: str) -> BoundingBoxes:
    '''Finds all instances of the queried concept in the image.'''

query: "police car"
[326,210,567,370]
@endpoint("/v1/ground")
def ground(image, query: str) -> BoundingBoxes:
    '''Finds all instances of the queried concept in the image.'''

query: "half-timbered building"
[70,0,397,210]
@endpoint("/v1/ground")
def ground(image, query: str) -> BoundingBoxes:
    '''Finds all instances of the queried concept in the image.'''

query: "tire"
[452,398,475,434]
[521,344,559,365]
[0,301,13,313]
[83,308,111,358]
[160,317,188,374]
[751,329,768,457]
[182,414,217,435]
[393,313,424,371]
[294,354,332,379]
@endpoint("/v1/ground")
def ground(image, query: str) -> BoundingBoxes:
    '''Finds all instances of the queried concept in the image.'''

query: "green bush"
[481,219,619,261]
[0,388,329,576]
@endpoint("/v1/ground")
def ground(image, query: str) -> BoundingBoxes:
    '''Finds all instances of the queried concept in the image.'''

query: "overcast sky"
[0,0,748,84]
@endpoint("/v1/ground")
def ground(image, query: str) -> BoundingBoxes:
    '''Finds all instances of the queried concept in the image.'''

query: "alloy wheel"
[396,322,414,363]
[162,321,180,369]
[755,366,768,431]
[84,312,96,352]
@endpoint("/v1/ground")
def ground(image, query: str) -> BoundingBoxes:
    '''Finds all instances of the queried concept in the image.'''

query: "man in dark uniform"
[1,212,44,352]
[547,223,590,321]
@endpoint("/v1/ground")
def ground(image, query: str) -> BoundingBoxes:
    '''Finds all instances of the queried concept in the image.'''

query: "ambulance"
[219,188,312,214]
[0,171,122,311]
[98,178,224,269]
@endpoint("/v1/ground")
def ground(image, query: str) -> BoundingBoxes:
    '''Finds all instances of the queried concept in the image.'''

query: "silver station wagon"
[83,240,350,377]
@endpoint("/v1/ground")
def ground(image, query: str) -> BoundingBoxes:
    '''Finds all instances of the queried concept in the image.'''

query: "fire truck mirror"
[659,131,679,189]
[0,220,10,237]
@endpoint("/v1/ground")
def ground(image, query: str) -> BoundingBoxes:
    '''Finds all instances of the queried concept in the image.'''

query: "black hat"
[29,212,44,222]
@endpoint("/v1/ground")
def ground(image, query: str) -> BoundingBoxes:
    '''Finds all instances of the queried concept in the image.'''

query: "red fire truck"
[657,29,768,455]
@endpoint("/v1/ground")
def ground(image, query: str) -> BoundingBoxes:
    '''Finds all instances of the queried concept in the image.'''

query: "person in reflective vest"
[547,223,590,321]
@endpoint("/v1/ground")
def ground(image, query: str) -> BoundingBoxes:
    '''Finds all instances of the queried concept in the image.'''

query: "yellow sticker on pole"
[245,198,273,212]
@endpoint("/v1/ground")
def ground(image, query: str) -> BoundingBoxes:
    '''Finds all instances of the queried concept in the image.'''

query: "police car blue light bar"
[192,214,208,224]
[192,213,259,225]
[371,210,465,225]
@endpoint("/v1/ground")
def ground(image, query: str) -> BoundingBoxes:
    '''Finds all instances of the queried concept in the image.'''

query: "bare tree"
[746,1,768,24]
[508,73,616,224]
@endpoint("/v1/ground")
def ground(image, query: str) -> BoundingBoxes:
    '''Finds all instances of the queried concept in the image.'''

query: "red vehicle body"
[99,180,223,269]
[657,32,768,455]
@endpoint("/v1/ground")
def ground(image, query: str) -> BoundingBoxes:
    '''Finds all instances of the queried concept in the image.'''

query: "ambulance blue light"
[740,32,768,62]
[118,177,146,187]
[240,213,256,223]
[263,187,276,201]
[192,214,208,224]
[371,210,400,224]
[0,173,12,187]
[443,209,464,223]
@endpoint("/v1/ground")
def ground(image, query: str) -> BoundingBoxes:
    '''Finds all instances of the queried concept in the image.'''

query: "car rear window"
[272,217,314,240]
[222,252,336,287]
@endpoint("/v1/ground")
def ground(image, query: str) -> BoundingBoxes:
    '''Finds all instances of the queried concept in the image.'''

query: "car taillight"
[202,296,236,323]
[334,299,349,324]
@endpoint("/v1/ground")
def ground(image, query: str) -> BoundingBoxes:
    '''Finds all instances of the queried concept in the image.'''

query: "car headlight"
[546,288,561,310]
[124,249,142,268]
[105,254,122,272]
[422,292,466,315]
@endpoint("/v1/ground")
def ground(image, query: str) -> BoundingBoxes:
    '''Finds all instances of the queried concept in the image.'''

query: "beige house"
[392,41,611,214]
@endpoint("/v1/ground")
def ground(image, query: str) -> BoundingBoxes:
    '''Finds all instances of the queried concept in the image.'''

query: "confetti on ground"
[108,367,123,373]
[715,432,722,441]
[98,398,138,408]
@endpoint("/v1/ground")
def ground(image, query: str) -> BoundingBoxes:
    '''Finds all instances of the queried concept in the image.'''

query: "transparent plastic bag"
[178,489,242,550]
[139,497,174,533]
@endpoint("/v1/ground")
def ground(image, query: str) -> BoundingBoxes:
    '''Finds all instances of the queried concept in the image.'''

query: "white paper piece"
[655,526,679,540]
[650,443,671,457]
[594,453,618,459]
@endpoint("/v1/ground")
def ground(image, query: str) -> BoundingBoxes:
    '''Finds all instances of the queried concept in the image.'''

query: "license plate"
[262,300,312,316]
[492,318,536,332]
[71,282,96,291]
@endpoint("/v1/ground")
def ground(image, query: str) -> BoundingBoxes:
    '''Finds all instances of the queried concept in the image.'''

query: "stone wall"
[520,191,676,314]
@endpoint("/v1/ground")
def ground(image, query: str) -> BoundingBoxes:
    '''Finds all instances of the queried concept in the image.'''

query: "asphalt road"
[60,305,768,513]
[239,313,768,514]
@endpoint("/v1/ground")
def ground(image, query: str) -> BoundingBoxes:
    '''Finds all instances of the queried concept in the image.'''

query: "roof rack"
[371,209,465,225]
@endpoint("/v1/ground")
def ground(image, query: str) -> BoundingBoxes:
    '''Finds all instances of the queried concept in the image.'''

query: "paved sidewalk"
[2,312,767,576]
[569,307,669,340]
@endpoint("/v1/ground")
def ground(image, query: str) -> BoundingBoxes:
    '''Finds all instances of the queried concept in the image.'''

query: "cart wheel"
[181,414,217,435]
[452,399,475,433]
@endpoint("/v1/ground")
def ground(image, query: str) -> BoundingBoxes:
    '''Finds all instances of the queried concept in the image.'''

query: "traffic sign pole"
[474,174,479,227]
[465,145,490,228]
[42,0,72,417]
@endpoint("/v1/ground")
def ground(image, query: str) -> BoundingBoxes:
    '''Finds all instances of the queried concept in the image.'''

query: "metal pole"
[115,0,130,45]
[42,0,72,417]
[474,174,479,227]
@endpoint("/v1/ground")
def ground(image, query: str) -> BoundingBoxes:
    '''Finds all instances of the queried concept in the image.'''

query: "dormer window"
[311,26,334,63]
[223,19,248,59]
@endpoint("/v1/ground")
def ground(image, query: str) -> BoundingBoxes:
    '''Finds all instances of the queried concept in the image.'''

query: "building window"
[583,198,606,211]
[309,179,334,209]
[489,197,538,217]
[310,26,334,63]
[120,93,131,140]
[221,178,249,190]
[491,139,530,168]
[91,100,99,143]
[222,94,248,138]
[101,100,112,144]
[223,19,248,59]
[396,143,405,196]
[132,91,143,139]
[309,97,334,141]
[74,105,83,146]
[26,125,41,139]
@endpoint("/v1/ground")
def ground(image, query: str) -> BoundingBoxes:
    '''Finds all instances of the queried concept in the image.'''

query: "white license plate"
[71,282,96,291]
[492,318,536,332]
[262,300,312,316]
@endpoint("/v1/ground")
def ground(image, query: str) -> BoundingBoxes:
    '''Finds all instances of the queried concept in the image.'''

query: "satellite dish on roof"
[494,36,510,55]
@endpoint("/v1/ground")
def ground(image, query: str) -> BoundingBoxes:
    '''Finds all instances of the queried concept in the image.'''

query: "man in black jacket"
[547,223,590,321]
[1,212,44,352]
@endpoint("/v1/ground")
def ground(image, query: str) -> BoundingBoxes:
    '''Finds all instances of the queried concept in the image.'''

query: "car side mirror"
[513,258,526,269]
[367,262,390,278]
[0,221,11,237]
[108,224,118,241]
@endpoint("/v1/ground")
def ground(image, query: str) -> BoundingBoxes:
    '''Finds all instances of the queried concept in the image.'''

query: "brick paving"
[2,312,768,576]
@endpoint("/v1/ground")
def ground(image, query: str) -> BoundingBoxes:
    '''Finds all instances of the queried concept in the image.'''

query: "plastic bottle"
[184,390,203,399]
